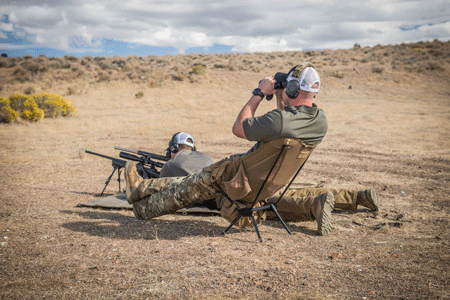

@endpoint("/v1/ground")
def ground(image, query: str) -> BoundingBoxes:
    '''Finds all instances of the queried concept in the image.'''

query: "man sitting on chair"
[229,62,333,235]
[125,63,373,236]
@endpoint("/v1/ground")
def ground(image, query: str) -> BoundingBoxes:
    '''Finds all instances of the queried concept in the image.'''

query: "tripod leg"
[270,203,292,235]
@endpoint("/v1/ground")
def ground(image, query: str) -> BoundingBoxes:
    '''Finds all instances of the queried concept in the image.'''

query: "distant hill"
[0,39,448,95]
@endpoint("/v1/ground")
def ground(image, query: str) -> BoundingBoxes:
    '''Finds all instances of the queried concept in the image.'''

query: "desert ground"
[1,39,449,299]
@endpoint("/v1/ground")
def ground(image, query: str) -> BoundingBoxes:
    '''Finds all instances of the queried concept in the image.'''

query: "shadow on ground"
[61,209,321,241]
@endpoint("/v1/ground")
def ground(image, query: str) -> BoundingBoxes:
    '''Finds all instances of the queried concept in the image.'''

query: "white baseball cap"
[174,132,194,148]
[274,62,321,93]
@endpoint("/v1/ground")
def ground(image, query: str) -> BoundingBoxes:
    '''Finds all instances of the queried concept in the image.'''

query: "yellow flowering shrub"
[8,93,30,112]
[21,98,44,121]
[0,97,20,123]
[191,64,206,75]
[0,92,78,123]
[33,93,78,118]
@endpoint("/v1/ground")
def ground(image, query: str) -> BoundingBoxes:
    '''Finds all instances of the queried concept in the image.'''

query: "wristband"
[252,88,265,99]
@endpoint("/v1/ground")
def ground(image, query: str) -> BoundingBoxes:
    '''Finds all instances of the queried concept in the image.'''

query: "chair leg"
[269,203,292,235]
[250,213,263,242]
[221,208,264,242]
[221,213,243,235]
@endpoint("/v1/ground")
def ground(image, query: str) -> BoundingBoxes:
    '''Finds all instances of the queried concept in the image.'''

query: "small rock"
[330,252,342,259]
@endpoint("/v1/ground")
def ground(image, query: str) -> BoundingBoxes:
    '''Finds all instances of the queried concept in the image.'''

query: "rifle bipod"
[100,164,122,196]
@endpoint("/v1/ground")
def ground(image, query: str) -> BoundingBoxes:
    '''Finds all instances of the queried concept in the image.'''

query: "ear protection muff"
[166,132,181,158]
[285,79,300,99]
[165,132,196,158]
[169,132,181,153]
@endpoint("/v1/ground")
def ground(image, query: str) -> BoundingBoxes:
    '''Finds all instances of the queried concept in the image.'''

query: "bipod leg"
[100,165,119,196]
[270,203,292,235]
[117,167,122,192]
[250,213,263,242]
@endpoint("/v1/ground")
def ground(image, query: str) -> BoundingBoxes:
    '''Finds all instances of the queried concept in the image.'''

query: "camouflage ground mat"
[77,192,221,215]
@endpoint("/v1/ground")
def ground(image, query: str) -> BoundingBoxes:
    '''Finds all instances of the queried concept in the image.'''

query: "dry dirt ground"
[1,40,450,299]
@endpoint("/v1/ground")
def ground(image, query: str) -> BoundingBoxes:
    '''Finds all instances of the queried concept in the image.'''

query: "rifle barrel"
[85,150,126,167]
[114,146,138,154]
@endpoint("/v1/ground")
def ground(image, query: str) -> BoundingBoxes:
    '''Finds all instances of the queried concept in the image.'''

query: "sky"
[0,0,449,58]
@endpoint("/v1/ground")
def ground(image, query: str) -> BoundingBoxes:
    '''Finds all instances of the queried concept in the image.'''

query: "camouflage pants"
[132,170,357,224]
[132,170,221,220]
[266,188,358,221]
[131,169,266,226]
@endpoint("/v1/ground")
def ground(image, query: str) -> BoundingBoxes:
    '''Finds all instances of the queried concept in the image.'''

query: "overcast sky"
[0,0,449,57]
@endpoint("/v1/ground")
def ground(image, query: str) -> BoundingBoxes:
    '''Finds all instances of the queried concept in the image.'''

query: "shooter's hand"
[258,76,277,96]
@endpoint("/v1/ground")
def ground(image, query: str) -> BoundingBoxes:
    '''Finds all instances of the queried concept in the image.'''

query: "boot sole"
[318,192,335,236]
[369,189,379,211]
[125,162,143,204]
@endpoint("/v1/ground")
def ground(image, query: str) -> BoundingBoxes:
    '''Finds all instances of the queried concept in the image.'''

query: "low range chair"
[213,138,318,242]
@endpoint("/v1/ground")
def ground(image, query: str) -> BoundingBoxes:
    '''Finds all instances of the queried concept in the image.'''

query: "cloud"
[0,0,449,56]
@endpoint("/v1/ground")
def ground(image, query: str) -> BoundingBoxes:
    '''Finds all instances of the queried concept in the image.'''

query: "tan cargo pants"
[267,188,358,221]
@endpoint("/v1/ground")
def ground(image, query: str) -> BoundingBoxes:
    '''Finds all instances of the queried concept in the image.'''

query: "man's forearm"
[232,95,263,139]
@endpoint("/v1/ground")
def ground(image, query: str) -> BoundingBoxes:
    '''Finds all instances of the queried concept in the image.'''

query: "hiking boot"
[124,161,143,204]
[357,189,379,211]
[312,191,335,236]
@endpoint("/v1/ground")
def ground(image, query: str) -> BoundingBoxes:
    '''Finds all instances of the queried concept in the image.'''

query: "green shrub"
[372,67,384,73]
[331,71,345,78]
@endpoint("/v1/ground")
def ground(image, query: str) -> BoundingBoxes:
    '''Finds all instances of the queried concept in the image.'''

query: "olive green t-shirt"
[243,105,328,153]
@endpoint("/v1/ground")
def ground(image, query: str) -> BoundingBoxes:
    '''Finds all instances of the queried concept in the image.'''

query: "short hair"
[178,138,194,150]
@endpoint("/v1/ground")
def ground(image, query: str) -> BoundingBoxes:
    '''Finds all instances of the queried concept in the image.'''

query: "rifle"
[114,146,170,162]
[85,150,161,196]
[117,150,166,170]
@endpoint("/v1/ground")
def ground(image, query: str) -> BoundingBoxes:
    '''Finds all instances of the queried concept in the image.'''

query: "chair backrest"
[219,138,317,205]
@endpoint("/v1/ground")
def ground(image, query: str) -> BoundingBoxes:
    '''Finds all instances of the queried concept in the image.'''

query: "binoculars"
[265,81,287,101]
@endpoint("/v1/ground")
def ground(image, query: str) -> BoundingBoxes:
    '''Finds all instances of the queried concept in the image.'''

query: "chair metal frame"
[214,144,311,242]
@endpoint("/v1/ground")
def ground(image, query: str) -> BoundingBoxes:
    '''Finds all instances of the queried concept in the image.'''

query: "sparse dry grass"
[1,40,450,299]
